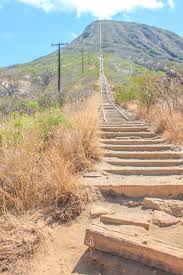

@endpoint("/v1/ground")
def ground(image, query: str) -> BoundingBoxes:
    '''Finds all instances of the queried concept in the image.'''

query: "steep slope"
[69,20,183,64]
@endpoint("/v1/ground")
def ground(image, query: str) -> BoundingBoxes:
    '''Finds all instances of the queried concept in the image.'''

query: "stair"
[104,151,183,159]
[83,56,183,275]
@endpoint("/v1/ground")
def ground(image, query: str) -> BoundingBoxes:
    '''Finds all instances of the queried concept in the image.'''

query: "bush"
[0,95,101,215]
[115,84,137,102]
[35,108,66,142]
[26,100,39,114]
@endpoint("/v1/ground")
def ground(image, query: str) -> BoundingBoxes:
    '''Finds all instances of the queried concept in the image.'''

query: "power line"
[51,42,68,95]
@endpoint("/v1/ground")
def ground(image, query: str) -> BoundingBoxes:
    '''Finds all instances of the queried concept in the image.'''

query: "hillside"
[0,20,183,104]
[0,52,98,114]
[69,20,183,65]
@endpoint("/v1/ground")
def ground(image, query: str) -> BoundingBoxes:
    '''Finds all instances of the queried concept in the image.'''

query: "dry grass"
[0,94,100,214]
[56,96,101,172]
[124,101,183,145]
[0,213,41,273]
[0,94,100,271]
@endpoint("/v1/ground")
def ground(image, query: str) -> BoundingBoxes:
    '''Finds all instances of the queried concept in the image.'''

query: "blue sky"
[0,0,182,67]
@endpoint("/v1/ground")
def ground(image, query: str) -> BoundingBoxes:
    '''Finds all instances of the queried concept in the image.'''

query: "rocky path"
[83,57,183,274]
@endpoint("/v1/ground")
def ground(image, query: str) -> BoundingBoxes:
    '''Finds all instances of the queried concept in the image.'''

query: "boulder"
[143,198,183,217]
[152,210,179,227]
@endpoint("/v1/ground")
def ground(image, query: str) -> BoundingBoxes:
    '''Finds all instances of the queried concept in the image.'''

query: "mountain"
[0,20,183,103]
[69,20,183,64]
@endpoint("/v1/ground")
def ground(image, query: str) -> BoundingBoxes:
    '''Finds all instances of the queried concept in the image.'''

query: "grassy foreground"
[0,94,100,272]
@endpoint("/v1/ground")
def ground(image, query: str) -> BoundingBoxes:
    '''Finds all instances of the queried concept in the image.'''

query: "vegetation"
[0,43,101,272]
[0,95,100,214]
[0,80,100,271]
[0,52,99,116]
[115,85,137,102]
[116,69,183,144]
[104,54,147,86]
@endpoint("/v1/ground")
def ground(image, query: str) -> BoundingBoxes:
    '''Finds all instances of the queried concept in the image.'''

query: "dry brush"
[0,94,101,271]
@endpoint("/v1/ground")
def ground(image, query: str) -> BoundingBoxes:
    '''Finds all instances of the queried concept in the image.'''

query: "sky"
[0,0,182,67]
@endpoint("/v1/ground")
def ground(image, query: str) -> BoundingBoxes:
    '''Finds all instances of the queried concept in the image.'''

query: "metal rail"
[100,56,107,122]
[100,56,129,122]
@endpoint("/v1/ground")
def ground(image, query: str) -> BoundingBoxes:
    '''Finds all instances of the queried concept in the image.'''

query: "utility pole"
[81,47,84,74]
[99,21,102,56]
[51,42,68,95]
[88,52,91,65]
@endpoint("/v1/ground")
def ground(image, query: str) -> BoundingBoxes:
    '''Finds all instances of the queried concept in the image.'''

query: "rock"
[143,198,183,217]
[100,212,150,229]
[152,210,179,227]
[90,206,115,218]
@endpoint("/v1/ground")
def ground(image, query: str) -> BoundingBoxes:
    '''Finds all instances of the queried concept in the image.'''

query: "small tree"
[26,100,39,114]
[134,73,159,113]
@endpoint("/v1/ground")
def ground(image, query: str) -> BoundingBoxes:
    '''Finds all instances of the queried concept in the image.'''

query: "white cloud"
[167,0,175,9]
[18,0,55,12]
[17,0,175,17]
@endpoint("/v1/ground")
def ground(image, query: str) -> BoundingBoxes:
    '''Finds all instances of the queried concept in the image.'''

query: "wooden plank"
[85,222,183,274]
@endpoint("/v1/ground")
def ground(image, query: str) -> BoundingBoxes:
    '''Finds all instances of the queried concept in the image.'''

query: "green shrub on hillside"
[0,112,32,145]
[115,72,159,112]
[35,108,65,141]
[26,100,39,113]
[115,84,137,102]
[0,107,66,147]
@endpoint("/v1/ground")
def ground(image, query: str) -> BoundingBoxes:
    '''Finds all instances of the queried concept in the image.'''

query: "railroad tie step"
[100,126,150,132]
[95,182,183,198]
[102,144,173,151]
[101,139,166,145]
[100,132,156,138]
[104,151,183,159]
[104,167,183,176]
[105,158,183,167]
[84,221,183,275]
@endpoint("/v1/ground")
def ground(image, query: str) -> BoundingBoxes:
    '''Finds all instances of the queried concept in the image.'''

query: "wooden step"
[100,123,145,127]
[103,144,173,151]
[101,127,150,132]
[105,167,183,176]
[95,182,183,198]
[85,221,183,275]
[101,139,166,145]
[100,132,156,138]
[100,212,150,229]
[105,158,182,167]
[104,151,183,159]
